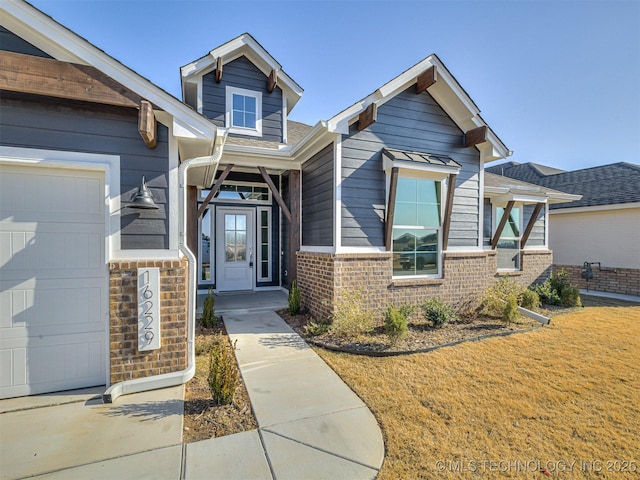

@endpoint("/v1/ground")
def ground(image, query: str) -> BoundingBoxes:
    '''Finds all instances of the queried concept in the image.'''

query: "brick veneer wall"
[109,259,188,384]
[554,264,640,297]
[297,250,554,320]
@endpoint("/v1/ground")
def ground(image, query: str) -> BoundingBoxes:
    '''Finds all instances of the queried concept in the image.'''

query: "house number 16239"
[138,267,161,351]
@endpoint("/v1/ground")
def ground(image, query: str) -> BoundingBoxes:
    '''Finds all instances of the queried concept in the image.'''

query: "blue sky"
[29,0,640,170]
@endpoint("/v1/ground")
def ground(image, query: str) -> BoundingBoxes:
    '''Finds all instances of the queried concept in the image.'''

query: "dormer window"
[226,86,262,137]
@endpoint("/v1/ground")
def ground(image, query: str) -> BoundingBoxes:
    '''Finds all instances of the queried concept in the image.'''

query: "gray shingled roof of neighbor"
[486,162,640,209]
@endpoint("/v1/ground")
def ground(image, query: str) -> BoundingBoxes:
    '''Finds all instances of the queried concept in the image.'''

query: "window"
[200,208,213,283]
[200,182,271,204]
[226,86,262,137]
[257,207,271,281]
[495,205,522,270]
[392,177,442,277]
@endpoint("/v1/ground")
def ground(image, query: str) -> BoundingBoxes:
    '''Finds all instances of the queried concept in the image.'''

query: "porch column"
[289,170,301,283]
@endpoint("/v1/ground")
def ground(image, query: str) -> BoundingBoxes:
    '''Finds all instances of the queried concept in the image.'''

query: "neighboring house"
[486,161,640,296]
[0,0,578,400]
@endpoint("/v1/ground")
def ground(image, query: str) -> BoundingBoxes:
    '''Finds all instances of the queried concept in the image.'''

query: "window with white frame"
[257,207,271,282]
[225,86,262,137]
[494,204,522,270]
[392,177,442,277]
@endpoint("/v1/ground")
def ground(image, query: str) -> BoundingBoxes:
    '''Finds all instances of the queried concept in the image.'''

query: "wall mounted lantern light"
[128,176,159,209]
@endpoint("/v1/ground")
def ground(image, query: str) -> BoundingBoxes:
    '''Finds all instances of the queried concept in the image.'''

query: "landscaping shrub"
[288,280,301,316]
[201,288,217,328]
[421,298,457,328]
[481,276,524,318]
[384,304,410,341]
[330,290,374,339]
[519,288,541,311]
[502,294,519,324]
[304,318,331,336]
[207,333,239,405]
[533,269,581,307]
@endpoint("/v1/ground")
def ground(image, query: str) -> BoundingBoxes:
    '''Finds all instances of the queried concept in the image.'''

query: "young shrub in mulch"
[384,304,412,341]
[207,333,239,405]
[329,289,374,339]
[519,288,541,311]
[304,318,331,337]
[288,280,301,316]
[421,298,457,328]
[533,268,582,307]
[201,288,217,329]
[502,294,519,324]
[481,276,524,318]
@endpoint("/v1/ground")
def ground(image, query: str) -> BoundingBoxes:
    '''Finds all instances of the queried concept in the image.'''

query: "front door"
[216,207,254,291]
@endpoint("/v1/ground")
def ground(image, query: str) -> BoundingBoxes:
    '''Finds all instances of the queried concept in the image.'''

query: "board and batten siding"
[202,56,284,143]
[302,143,334,246]
[0,95,170,249]
[0,26,52,58]
[340,87,481,248]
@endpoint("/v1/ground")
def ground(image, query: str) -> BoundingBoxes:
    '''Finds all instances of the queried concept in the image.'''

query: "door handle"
[249,247,254,268]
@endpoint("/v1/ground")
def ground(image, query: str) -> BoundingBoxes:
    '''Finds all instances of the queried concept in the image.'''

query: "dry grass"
[316,306,640,479]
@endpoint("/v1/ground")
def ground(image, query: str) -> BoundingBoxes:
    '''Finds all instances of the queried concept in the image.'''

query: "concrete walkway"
[0,309,384,479]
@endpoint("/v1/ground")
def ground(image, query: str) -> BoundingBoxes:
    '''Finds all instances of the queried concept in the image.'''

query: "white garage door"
[0,163,107,399]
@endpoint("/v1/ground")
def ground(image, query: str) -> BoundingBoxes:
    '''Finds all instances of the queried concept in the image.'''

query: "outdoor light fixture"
[128,176,159,209]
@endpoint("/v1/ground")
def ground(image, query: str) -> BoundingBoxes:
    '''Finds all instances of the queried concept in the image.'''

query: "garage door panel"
[0,164,107,399]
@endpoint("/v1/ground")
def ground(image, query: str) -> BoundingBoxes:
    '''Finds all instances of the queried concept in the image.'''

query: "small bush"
[195,336,213,356]
[481,277,524,318]
[207,333,239,405]
[201,288,217,328]
[519,289,541,311]
[502,294,519,323]
[422,298,457,328]
[384,304,409,341]
[533,269,581,307]
[330,290,374,339]
[304,318,331,336]
[288,280,301,316]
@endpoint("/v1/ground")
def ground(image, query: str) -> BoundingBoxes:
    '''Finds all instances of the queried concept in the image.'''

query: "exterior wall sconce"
[128,176,159,209]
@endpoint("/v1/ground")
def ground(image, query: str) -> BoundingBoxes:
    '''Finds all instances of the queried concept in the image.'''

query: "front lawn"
[316,306,640,479]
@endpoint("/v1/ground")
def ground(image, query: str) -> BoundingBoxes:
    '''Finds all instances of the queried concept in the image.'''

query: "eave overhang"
[2,0,217,145]
[181,33,303,112]
[326,54,510,161]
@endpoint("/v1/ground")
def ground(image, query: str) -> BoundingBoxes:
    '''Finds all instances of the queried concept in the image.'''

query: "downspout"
[103,129,227,403]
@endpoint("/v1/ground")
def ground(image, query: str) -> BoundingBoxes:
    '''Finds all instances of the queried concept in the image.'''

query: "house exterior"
[486,161,640,296]
[0,0,577,400]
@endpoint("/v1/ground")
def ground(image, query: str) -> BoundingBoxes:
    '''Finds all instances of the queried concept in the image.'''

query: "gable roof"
[486,161,640,209]
[325,53,511,162]
[1,0,223,160]
[181,33,303,112]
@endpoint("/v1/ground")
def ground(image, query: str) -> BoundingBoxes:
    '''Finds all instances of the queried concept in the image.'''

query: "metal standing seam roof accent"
[382,148,461,169]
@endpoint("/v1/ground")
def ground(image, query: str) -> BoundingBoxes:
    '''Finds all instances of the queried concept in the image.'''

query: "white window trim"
[198,206,214,285]
[492,202,523,271]
[388,173,447,280]
[200,180,272,205]
[257,206,272,282]
[225,86,262,137]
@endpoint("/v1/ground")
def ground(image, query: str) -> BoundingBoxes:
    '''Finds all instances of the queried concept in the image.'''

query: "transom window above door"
[225,86,262,137]
[200,182,271,204]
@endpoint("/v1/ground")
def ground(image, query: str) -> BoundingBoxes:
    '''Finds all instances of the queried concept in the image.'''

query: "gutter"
[103,129,227,403]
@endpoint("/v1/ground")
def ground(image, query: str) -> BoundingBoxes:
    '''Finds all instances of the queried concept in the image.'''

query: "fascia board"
[3,0,216,141]
[547,193,583,204]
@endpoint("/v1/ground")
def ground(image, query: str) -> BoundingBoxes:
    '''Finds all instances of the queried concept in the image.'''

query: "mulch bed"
[276,309,542,356]
[182,322,257,444]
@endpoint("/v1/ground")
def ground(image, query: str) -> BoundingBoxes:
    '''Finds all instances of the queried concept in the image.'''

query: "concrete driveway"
[0,385,184,479]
